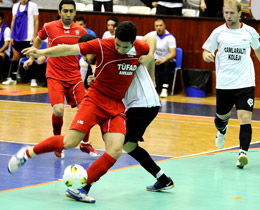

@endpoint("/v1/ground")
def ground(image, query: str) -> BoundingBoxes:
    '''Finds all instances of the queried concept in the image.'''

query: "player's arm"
[254,46,260,62]
[22,44,80,58]
[0,40,10,53]
[202,49,215,63]
[32,15,39,43]
[139,36,156,66]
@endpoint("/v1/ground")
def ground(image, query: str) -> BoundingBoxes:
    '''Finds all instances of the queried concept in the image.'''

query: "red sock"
[33,135,65,155]
[52,113,63,135]
[82,132,90,143]
[87,152,116,185]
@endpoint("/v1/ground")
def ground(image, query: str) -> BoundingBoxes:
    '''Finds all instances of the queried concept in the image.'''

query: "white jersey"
[202,23,260,89]
[123,64,161,110]
[102,31,114,39]
[145,30,176,61]
[0,26,11,56]
[12,2,39,41]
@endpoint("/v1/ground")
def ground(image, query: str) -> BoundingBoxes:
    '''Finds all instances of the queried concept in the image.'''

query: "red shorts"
[47,77,85,107]
[70,96,127,136]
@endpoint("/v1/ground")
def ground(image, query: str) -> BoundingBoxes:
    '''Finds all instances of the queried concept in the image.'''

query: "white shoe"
[215,126,228,149]
[8,147,29,174]
[2,78,17,85]
[236,151,248,169]
[54,150,65,159]
[30,79,37,87]
[66,188,96,203]
[160,88,168,98]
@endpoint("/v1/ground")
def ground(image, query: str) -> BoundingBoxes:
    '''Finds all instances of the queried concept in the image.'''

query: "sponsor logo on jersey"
[117,63,137,75]
[64,30,70,34]
[77,120,84,125]
[247,98,254,107]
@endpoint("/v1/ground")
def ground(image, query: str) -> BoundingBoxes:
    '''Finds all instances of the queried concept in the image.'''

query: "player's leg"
[215,89,233,149]
[7,129,84,173]
[235,87,254,169]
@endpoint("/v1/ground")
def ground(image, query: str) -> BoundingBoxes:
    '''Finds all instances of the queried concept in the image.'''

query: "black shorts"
[124,106,160,143]
[12,41,32,54]
[216,87,255,115]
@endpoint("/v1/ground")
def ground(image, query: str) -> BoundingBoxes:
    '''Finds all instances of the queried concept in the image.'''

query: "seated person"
[145,18,176,98]
[0,11,11,80]
[102,16,118,39]
[75,16,97,38]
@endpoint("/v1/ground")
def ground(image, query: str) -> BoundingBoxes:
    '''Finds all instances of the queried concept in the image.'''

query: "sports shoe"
[146,177,174,192]
[80,142,100,157]
[160,88,168,98]
[2,78,17,85]
[66,187,96,203]
[215,126,228,149]
[54,150,65,159]
[236,151,248,169]
[30,79,37,87]
[8,147,29,174]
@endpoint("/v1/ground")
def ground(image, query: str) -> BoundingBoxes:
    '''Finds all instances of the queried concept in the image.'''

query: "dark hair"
[59,0,76,11]
[75,16,86,23]
[78,34,96,43]
[106,16,119,27]
[115,21,137,44]
[0,12,4,19]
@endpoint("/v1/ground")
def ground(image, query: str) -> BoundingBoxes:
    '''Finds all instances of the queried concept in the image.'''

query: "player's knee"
[53,105,64,117]
[107,146,123,160]
[215,113,230,131]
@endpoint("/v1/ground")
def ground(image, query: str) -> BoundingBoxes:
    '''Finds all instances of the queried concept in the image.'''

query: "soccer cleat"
[80,142,100,157]
[54,150,65,159]
[215,126,228,149]
[2,78,17,85]
[8,147,29,174]
[66,187,96,203]
[146,177,175,192]
[236,151,248,169]
[160,88,168,98]
[30,79,37,87]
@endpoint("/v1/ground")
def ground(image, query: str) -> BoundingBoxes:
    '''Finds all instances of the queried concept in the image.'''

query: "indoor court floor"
[0,84,260,210]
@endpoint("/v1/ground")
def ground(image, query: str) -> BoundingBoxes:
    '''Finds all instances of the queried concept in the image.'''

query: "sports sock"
[9,60,18,80]
[82,132,90,143]
[215,114,230,134]
[52,113,63,135]
[86,152,116,185]
[32,135,65,155]
[239,124,252,151]
[128,146,168,182]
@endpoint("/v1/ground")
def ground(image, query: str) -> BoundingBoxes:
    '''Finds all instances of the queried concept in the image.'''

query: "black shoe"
[146,177,174,192]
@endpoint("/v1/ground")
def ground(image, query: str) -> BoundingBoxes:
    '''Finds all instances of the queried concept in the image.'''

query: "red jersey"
[79,38,149,100]
[38,20,87,81]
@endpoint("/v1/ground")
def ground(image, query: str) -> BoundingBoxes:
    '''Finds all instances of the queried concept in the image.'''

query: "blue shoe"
[66,187,96,203]
[146,177,175,192]
[8,147,29,174]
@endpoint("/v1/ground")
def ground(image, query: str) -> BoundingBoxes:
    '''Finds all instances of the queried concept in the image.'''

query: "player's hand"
[139,54,154,66]
[200,2,207,12]
[203,51,215,63]
[22,47,42,58]
[87,75,95,86]
[23,59,34,70]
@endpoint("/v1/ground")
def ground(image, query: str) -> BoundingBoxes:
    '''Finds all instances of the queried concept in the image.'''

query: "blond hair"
[224,0,241,12]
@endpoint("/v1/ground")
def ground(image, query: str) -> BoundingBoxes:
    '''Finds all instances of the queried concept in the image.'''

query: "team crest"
[75,30,80,35]
[247,98,254,107]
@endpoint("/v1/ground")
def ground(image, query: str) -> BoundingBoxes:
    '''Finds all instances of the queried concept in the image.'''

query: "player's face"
[223,3,241,29]
[154,20,166,35]
[107,20,116,34]
[75,20,86,28]
[114,38,133,55]
[59,4,76,27]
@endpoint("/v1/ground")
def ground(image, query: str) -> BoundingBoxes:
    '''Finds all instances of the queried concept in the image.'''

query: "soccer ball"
[63,164,88,189]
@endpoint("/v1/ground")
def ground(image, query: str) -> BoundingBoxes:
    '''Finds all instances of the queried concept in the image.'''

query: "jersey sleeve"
[32,2,39,16]
[78,39,100,55]
[168,35,176,49]
[250,29,260,50]
[202,29,219,53]
[38,23,48,41]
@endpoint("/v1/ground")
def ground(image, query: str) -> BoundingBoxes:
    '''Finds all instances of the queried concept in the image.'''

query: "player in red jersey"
[23,0,99,158]
[9,21,152,203]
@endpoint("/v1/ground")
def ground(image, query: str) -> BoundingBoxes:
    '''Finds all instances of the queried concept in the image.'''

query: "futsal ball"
[63,164,88,189]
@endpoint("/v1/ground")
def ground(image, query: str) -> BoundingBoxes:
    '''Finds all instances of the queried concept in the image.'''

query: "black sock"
[239,124,252,151]
[128,146,168,182]
[9,60,19,80]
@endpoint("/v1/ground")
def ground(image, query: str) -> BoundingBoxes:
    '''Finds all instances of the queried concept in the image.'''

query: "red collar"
[225,22,243,29]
